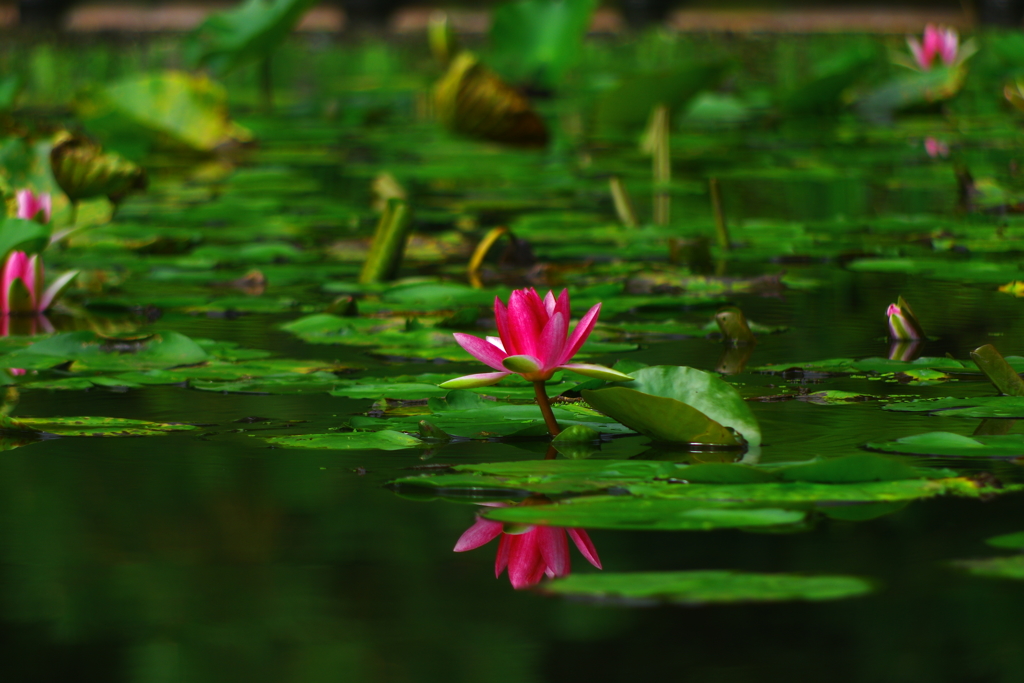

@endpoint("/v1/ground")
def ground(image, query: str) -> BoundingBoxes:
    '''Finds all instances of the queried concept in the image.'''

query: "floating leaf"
[584,365,760,446]
[856,65,966,120]
[266,430,425,451]
[540,571,873,604]
[0,415,196,437]
[80,72,252,152]
[884,397,1024,418]
[484,497,805,531]
[582,386,739,446]
[0,331,209,372]
[865,432,1024,458]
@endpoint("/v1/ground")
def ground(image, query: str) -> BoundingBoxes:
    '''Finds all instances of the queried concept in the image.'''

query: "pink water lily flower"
[924,137,949,158]
[0,251,78,316]
[16,189,51,224]
[440,288,633,389]
[454,506,601,589]
[887,300,925,341]
[907,24,958,70]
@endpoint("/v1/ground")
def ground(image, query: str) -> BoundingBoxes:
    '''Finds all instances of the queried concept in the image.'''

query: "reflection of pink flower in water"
[924,137,949,158]
[0,314,52,377]
[907,24,958,71]
[454,505,601,589]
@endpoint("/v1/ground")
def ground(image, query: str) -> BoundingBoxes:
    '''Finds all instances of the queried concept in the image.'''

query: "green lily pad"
[865,432,1024,458]
[0,415,196,437]
[486,497,804,530]
[0,331,209,372]
[583,365,759,446]
[884,397,1024,418]
[540,571,873,604]
[266,430,425,451]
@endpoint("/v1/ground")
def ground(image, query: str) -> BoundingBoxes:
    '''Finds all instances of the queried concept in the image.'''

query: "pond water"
[4,30,1024,682]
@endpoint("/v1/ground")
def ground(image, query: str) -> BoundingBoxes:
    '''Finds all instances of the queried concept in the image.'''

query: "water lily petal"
[494,296,519,356]
[454,517,504,552]
[543,290,557,316]
[560,363,633,382]
[502,354,543,375]
[554,289,570,320]
[561,302,601,364]
[453,332,508,371]
[439,371,510,389]
[507,289,545,357]
[485,336,506,352]
[907,36,927,69]
[38,270,78,312]
[25,254,40,303]
[538,311,566,370]
[568,528,602,569]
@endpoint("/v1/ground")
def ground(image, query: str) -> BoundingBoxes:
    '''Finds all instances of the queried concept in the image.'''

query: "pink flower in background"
[16,190,51,224]
[924,137,949,158]
[907,25,958,70]
[0,251,77,316]
[440,288,632,389]
[454,507,602,589]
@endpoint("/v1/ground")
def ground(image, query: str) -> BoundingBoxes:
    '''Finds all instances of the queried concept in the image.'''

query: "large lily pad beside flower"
[540,571,874,604]
[583,365,760,446]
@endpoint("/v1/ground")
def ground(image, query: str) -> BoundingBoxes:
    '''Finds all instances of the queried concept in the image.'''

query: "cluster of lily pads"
[3,0,1024,604]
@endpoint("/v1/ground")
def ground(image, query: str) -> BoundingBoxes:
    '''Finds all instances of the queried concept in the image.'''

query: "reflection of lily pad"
[865,432,1024,458]
[541,571,873,604]
[952,555,1024,581]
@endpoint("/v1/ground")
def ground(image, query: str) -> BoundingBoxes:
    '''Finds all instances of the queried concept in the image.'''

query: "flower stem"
[533,381,561,437]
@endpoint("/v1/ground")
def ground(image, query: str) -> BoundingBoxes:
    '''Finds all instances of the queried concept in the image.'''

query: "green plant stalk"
[609,176,638,228]
[651,105,670,227]
[534,381,561,437]
[710,177,731,250]
[359,199,414,284]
